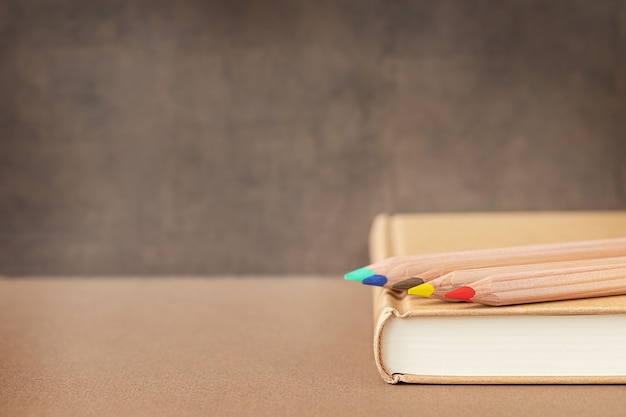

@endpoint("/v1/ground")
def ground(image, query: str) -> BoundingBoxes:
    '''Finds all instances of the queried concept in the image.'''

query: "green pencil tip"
[344,267,375,281]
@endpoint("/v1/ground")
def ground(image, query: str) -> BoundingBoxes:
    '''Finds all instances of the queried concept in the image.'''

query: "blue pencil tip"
[362,275,388,286]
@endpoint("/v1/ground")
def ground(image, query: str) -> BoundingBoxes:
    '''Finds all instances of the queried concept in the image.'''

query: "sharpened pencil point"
[344,267,375,281]
[445,286,476,301]
[392,277,425,290]
[362,275,388,286]
[407,283,435,298]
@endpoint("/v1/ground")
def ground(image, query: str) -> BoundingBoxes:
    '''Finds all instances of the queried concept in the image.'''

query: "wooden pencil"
[408,255,626,298]
[444,263,626,306]
[344,237,626,289]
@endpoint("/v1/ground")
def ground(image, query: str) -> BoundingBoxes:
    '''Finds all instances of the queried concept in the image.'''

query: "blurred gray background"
[1,0,625,276]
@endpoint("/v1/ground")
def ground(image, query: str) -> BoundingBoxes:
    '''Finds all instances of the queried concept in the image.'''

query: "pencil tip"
[344,267,375,281]
[444,286,476,301]
[362,275,388,286]
[407,283,435,298]
[392,277,424,290]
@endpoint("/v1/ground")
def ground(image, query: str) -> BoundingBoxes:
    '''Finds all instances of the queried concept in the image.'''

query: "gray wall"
[1,0,625,276]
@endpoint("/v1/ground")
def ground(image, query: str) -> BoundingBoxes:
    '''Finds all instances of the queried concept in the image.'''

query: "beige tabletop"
[1,276,625,417]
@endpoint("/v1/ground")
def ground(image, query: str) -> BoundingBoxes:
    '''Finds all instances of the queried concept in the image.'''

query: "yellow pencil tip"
[408,283,435,298]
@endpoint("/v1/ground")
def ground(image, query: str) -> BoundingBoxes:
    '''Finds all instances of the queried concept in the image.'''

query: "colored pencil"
[444,263,626,306]
[408,255,626,298]
[344,237,626,289]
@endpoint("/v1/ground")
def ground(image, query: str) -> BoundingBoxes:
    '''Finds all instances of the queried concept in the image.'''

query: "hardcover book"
[369,211,626,384]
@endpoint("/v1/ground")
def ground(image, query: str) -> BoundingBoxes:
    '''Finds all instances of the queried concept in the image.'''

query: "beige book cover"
[369,211,626,384]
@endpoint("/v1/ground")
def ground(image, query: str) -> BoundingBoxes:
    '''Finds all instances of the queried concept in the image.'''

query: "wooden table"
[1,276,625,417]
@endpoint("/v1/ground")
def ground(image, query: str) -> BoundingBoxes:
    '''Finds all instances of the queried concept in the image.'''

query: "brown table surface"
[1,276,625,417]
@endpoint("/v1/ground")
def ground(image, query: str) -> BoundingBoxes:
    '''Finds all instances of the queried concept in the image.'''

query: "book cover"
[369,212,626,384]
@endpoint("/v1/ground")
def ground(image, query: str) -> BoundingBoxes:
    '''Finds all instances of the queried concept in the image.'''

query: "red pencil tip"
[444,286,476,301]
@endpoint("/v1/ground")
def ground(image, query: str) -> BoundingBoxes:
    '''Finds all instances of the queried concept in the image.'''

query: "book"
[368,211,626,384]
